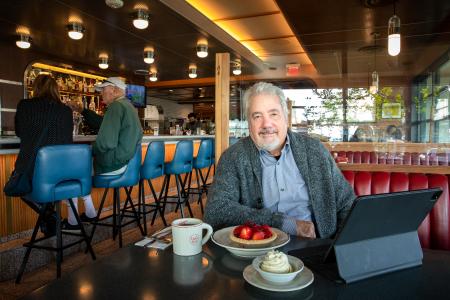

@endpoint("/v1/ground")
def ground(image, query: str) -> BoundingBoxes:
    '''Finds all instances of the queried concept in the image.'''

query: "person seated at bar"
[13,74,96,235]
[68,77,143,176]
[204,82,356,238]
[185,112,201,134]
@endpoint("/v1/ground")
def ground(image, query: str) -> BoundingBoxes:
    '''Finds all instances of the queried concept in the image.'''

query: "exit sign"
[286,63,300,76]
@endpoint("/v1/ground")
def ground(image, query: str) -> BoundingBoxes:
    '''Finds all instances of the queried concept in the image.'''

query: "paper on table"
[134,237,154,247]
[147,239,172,250]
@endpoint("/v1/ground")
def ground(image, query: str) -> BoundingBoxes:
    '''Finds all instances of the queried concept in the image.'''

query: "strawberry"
[233,225,244,237]
[252,231,265,240]
[263,229,273,238]
[239,226,253,240]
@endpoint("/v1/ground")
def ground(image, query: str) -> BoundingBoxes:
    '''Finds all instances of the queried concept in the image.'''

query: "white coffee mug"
[172,218,213,256]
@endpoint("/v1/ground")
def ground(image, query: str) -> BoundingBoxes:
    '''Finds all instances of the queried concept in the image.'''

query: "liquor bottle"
[83,79,88,93]
[89,96,96,111]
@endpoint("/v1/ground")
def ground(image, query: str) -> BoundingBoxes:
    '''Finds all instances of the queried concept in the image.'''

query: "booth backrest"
[332,151,450,166]
[341,171,450,250]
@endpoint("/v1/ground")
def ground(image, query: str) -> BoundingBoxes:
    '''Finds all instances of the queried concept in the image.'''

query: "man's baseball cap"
[95,77,126,91]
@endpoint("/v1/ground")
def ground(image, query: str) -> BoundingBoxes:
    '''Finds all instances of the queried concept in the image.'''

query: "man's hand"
[295,220,316,238]
[66,101,83,113]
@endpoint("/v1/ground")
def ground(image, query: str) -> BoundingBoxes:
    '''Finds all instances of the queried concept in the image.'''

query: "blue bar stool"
[204,139,215,190]
[185,139,213,214]
[16,144,95,283]
[161,140,194,218]
[90,145,144,248]
[138,141,168,235]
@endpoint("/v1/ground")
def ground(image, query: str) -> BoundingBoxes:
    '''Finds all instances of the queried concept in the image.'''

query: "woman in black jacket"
[15,74,95,235]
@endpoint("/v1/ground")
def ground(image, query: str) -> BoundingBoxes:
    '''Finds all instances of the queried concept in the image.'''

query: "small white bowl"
[252,254,304,284]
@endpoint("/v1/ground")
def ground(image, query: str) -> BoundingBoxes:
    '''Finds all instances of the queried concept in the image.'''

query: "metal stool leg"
[139,180,148,236]
[175,174,185,218]
[178,174,194,217]
[15,205,47,283]
[116,189,123,248]
[88,188,109,245]
[122,186,144,236]
[55,202,62,278]
[149,178,168,226]
[161,174,171,216]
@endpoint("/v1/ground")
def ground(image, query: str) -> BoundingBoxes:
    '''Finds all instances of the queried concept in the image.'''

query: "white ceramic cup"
[172,218,213,256]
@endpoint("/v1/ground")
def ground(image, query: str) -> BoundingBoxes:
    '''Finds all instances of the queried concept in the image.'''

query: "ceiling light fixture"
[196,40,208,58]
[105,0,124,9]
[149,71,158,82]
[188,64,197,79]
[369,33,379,94]
[16,33,31,49]
[143,47,155,64]
[67,22,84,40]
[232,59,242,75]
[133,9,149,29]
[388,1,401,56]
[98,54,109,69]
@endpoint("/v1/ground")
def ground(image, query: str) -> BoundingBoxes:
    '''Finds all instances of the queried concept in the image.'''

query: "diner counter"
[0,134,214,154]
[0,136,213,237]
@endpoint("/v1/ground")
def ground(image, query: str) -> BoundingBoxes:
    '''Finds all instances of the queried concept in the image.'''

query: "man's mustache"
[259,128,278,134]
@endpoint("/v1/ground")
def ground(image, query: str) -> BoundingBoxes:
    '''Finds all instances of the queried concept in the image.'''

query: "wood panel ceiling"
[0,0,254,82]
[186,0,315,76]
[276,0,450,82]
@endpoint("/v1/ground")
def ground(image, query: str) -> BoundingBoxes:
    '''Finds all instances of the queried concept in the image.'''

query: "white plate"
[212,227,290,258]
[243,265,314,292]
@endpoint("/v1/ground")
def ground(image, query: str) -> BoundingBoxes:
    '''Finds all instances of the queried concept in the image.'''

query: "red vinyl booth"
[342,171,450,250]
[331,151,450,166]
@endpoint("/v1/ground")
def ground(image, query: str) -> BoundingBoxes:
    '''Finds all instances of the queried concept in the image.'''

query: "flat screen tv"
[125,84,146,108]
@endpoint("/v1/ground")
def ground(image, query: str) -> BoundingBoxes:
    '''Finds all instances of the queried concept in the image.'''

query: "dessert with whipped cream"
[260,250,292,274]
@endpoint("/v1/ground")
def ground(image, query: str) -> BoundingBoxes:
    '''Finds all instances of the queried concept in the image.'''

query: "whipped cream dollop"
[260,250,292,273]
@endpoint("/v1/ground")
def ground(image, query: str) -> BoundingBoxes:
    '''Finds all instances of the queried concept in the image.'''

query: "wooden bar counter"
[0,135,214,238]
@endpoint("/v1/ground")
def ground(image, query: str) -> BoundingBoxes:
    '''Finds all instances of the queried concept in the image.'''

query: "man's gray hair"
[243,82,288,120]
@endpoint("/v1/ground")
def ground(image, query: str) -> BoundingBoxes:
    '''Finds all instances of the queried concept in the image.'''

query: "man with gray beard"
[204,82,355,238]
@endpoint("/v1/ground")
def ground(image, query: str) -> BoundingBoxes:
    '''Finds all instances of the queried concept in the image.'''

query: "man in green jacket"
[69,77,143,175]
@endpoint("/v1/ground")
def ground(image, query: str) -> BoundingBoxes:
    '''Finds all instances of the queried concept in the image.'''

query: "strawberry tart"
[229,222,277,246]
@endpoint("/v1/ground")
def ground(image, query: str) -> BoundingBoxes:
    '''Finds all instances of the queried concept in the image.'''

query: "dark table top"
[22,238,450,300]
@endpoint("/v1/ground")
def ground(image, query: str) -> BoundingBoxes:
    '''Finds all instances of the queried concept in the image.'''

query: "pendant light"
[369,71,379,94]
[388,2,401,56]
[369,33,379,94]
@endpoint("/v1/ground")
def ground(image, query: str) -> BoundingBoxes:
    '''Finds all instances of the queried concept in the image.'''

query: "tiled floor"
[0,201,204,299]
